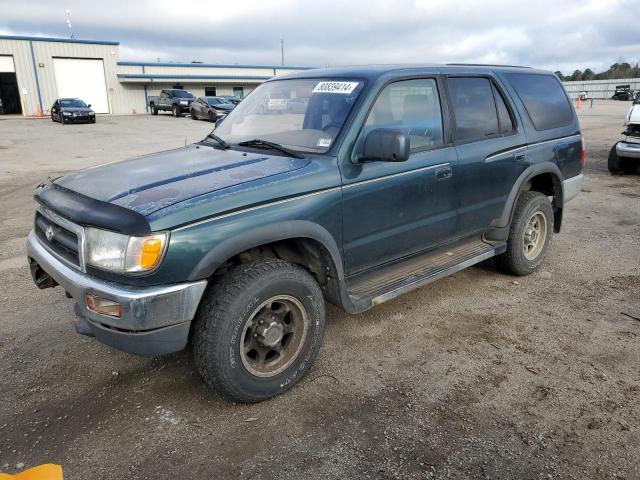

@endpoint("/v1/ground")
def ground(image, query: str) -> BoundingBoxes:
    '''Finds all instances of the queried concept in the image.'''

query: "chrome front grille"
[34,205,86,271]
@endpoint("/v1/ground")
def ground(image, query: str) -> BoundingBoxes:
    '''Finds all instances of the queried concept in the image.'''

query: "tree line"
[556,62,640,82]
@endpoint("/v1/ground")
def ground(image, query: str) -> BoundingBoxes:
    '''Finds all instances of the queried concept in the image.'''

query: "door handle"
[435,166,453,181]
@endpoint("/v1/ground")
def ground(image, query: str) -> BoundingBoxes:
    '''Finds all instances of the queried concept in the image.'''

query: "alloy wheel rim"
[523,210,547,260]
[240,295,308,378]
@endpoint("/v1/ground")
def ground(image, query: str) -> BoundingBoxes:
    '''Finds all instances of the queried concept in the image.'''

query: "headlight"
[85,228,169,273]
[63,111,72,116]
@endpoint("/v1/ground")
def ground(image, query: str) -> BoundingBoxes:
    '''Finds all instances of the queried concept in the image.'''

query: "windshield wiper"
[205,133,230,149]
[237,139,304,159]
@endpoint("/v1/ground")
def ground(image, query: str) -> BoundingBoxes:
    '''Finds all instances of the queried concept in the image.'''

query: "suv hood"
[54,145,310,216]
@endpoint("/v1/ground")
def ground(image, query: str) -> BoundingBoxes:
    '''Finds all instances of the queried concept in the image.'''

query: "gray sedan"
[190,96,235,122]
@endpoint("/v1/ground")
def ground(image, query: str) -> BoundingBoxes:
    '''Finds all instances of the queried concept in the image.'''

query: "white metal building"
[0,34,309,116]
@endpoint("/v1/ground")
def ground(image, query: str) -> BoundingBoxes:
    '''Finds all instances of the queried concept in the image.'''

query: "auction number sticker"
[312,81,359,94]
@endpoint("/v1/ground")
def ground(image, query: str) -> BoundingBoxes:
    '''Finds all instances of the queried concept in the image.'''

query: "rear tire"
[193,258,325,403]
[496,191,554,276]
[150,104,158,115]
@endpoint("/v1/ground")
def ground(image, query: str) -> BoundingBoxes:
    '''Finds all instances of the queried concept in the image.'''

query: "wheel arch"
[486,162,564,241]
[188,220,344,281]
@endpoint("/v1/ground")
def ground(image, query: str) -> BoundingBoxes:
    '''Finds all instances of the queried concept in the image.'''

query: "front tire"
[193,259,325,403]
[608,143,635,174]
[172,105,182,117]
[496,191,554,276]
[191,109,198,120]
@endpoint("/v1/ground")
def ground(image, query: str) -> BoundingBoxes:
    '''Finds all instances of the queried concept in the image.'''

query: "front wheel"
[193,258,326,403]
[191,109,198,120]
[496,191,554,276]
[172,105,182,117]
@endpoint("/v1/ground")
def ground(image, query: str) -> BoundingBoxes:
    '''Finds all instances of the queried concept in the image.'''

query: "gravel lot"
[0,103,639,479]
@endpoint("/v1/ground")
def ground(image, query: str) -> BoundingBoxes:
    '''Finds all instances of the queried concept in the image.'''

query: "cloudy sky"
[1,0,638,75]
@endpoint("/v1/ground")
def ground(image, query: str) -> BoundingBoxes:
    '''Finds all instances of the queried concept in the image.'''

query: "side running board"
[346,238,506,309]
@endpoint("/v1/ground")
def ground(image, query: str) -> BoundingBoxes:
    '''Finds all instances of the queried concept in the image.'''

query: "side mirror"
[87,104,91,108]
[359,128,410,162]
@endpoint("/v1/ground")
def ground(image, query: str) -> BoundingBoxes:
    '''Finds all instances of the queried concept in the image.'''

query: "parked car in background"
[27,65,584,403]
[190,96,235,122]
[611,85,635,101]
[148,89,195,117]
[222,96,242,105]
[609,94,640,174]
[50,98,96,124]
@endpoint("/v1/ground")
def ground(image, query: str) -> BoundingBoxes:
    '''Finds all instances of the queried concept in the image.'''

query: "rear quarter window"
[506,73,573,131]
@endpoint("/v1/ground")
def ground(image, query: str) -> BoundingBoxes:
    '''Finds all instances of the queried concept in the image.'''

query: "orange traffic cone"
[0,464,63,479]
[33,105,46,118]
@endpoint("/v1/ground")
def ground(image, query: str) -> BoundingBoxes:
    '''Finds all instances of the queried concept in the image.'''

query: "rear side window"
[506,73,573,131]
[448,77,500,143]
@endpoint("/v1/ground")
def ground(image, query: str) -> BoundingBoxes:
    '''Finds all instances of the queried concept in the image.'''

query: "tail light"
[580,135,586,167]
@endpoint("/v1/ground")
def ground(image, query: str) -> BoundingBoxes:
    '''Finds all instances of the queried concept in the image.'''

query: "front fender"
[187,220,345,281]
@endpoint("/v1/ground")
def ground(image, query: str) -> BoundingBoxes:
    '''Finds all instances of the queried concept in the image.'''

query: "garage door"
[0,56,15,72]
[53,58,109,113]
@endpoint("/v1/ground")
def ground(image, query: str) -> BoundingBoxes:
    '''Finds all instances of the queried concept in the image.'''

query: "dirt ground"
[0,103,639,480]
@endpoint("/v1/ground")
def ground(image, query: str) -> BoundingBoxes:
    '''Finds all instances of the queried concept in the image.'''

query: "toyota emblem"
[45,225,55,241]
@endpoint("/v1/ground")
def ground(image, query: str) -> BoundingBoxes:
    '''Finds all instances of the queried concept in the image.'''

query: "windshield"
[174,90,194,99]
[206,97,226,105]
[213,78,364,153]
[60,99,87,108]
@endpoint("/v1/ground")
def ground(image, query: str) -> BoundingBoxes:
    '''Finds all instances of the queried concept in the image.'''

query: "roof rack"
[446,63,532,68]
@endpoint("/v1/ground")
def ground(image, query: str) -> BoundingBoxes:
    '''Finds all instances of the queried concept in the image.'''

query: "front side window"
[214,78,364,153]
[448,77,499,143]
[363,78,444,150]
[506,73,573,131]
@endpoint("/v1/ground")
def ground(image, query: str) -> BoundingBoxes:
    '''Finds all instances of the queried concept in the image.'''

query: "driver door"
[340,77,459,276]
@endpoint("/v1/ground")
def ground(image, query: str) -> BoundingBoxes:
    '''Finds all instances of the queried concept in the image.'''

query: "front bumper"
[562,173,584,203]
[616,141,640,159]
[63,114,95,123]
[26,231,207,356]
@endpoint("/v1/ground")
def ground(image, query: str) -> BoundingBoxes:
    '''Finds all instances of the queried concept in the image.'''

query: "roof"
[273,64,551,82]
[0,34,119,46]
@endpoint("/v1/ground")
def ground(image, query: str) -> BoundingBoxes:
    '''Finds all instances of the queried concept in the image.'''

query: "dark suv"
[27,65,584,403]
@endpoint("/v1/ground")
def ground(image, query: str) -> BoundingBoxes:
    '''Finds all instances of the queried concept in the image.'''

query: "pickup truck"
[148,89,195,117]
[609,94,640,174]
[27,65,584,403]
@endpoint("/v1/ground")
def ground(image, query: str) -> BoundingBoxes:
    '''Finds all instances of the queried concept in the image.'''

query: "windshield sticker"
[317,138,332,148]
[312,81,359,95]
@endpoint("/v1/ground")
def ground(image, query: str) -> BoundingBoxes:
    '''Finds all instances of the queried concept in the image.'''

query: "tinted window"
[492,84,515,134]
[364,78,444,150]
[448,77,499,142]
[506,73,573,130]
[60,99,87,108]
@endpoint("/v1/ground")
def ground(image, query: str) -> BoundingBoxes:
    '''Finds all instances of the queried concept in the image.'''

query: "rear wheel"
[193,258,325,403]
[496,191,554,276]
[150,104,158,115]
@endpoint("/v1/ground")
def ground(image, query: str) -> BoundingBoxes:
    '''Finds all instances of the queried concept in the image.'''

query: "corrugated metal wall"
[0,38,40,115]
[0,36,310,116]
[563,78,640,99]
